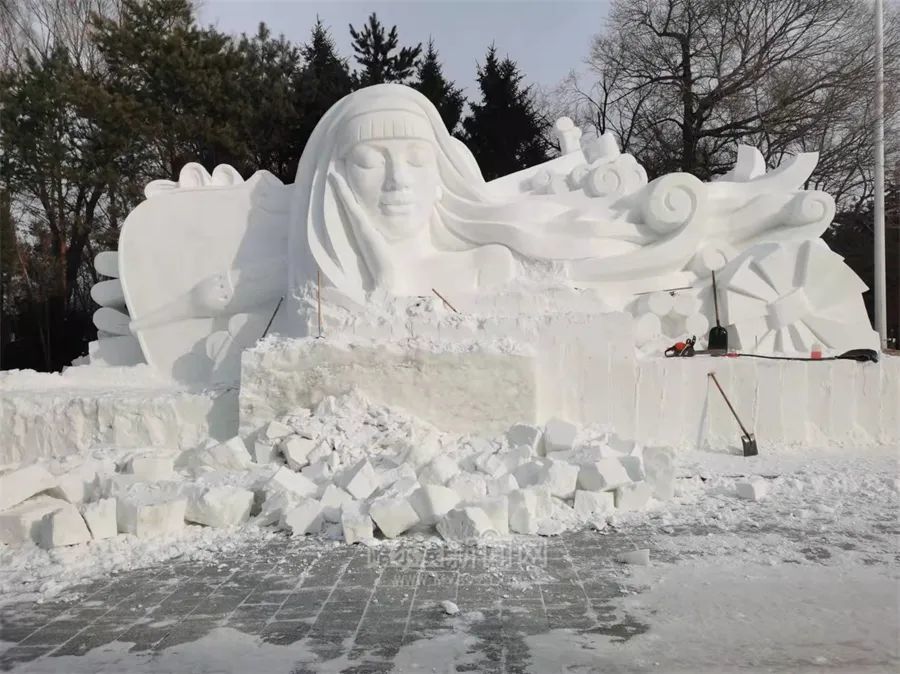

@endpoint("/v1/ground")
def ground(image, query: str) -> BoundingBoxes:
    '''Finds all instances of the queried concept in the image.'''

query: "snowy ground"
[1,445,897,672]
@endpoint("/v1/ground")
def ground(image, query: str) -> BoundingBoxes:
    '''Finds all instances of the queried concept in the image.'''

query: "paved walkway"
[1,471,898,673]
[1,527,655,673]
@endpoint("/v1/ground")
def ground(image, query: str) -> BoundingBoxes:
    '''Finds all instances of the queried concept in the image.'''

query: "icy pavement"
[1,448,898,673]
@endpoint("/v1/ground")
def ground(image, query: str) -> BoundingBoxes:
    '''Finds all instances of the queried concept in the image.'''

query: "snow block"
[614,482,653,511]
[0,464,56,511]
[506,424,542,452]
[409,484,460,525]
[486,474,519,497]
[125,454,175,480]
[544,461,579,499]
[379,475,420,500]
[499,446,534,472]
[186,486,254,528]
[508,489,540,535]
[736,478,768,501]
[618,456,645,482]
[642,447,676,501]
[528,485,553,519]
[319,484,354,523]
[473,496,509,535]
[177,436,252,473]
[401,433,442,469]
[419,455,460,485]
[302,460,334,484]
[264,420,293,442]
[369,497,420,538]
[37,504,92,548]
[341,459,379,500]
[282,435,316,471]
[253,440,277,465]
[446,473,487,503]
[341,505,374,544]
[256,491,299,527]
[47,466,98,504]
[474,451,507,478]
[578,459,632,492]
[0,495,70,545]
[512,460,548,488]
[307,441,332,465]
[545,449,574,463]
[117,497,186,538]
[282,498,323,535]
[436,507,494,541]
[80,498,117,540]
[378,463,418,489]
[267,466,318,499]
[542,418,577,455]
[574,490,615,517]
[537,519,565,537]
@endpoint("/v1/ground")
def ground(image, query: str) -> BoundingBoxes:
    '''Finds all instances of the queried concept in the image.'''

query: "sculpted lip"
[379,191,415,213]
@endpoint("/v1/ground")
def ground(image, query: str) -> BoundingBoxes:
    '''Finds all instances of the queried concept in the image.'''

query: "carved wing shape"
[119,164,290,384]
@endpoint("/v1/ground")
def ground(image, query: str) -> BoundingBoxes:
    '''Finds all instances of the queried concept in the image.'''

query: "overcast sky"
[197,1,611,97]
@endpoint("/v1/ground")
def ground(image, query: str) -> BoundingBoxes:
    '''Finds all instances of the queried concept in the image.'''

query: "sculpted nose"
[384,156,412,190]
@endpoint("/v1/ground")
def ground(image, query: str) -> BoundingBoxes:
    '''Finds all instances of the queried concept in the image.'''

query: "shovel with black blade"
[708,372,758,456]
[708,270,729,355]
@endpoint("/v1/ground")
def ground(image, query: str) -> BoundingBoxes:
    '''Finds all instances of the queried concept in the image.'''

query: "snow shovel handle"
[708,372,752,438]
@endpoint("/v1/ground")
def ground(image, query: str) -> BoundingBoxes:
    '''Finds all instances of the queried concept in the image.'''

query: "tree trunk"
[679,35,696,174]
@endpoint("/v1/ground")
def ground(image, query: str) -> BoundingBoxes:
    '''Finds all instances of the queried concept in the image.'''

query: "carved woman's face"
[343,139,441,242]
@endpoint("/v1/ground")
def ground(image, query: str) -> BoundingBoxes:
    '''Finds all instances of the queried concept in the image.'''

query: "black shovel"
[708,372,758,456]
[708,270,729,355]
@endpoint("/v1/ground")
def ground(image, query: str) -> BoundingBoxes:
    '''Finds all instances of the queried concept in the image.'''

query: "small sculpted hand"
[328,171,397,294]
[189,272,234,314]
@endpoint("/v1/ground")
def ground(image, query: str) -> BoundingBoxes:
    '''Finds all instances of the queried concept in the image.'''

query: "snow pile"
[245,390,679,543]
[0,391,676,571]
[290,279,614,343]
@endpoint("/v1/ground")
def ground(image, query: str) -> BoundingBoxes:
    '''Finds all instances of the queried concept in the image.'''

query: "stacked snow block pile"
[0,392,677,550]
[0,442,267,549]
[243,393,678,543]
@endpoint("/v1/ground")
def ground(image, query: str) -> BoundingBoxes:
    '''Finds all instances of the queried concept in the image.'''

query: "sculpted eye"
[406,143,433,167]
[350,145,384,169]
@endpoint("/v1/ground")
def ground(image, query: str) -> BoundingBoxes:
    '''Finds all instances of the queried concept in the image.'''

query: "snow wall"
[0,382,237,465]
[241,332,899,452]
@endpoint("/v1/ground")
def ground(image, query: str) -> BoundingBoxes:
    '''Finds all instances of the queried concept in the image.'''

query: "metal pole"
[874,0,887,348]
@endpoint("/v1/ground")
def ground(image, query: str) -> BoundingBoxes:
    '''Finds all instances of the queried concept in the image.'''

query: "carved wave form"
[641,173,705,235]
[583,155,647,199]
[786,191,835,229]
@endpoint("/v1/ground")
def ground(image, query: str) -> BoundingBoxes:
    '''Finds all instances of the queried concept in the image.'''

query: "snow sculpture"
[713,240,877,353]
[108,84,876,383]
[287,84,708,300]
[88,251,145,367]
[118,163,290,383]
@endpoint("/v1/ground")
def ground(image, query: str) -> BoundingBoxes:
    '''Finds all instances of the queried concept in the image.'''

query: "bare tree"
[558,0,900,195]
[0,0,122,72]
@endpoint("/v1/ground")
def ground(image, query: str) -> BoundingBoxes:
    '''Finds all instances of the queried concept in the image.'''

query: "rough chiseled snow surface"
[0,365,175,392]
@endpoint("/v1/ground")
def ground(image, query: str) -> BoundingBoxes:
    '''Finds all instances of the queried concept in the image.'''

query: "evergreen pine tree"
[462,46,550,180]
[348,13,421,86]
[411,38,465,134]
[91,0,247,179]
[295,18,353,153]
[235,23,304,182]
